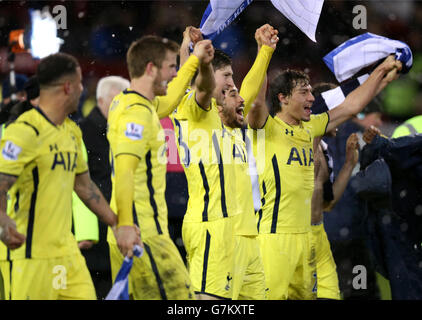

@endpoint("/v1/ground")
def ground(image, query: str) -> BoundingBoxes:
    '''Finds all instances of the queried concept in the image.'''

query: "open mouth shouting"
[236,104,244,121]
[304,105,312,117]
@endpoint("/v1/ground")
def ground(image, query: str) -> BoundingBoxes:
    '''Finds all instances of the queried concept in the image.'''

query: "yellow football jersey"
[230,127,258,236]
[0,197,12,261]
[107,90,169,242]
[0,108,87,259]
[254,113,329,234]
[171,90,240,223]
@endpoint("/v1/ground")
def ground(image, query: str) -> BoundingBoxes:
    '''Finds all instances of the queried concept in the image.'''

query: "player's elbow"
[248,108,266,129]
[323,200,335,212]
[196,78,216,95]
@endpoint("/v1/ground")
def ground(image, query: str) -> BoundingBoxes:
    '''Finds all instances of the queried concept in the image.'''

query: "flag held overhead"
[323,32,413,83]
[199,0,324,42]
[200,0,253,40]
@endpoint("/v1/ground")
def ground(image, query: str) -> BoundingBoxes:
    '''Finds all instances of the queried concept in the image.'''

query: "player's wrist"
[186,54,200,66]
[260,44,275,53]
[116,221,135,229]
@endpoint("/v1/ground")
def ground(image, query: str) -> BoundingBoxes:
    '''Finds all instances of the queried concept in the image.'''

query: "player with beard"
[107,35,214,299]
[172,24,278,300]
[0,53,118,299]
[248,52,402,299]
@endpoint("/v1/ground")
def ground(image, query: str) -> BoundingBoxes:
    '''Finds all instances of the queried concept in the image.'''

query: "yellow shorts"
[311,223,340,300]
[182,217,236,299]
[10,253,96,300]
[109,233,194,300]
[0,261,10,300]
[232,235,266,300]
[258,232,317,300]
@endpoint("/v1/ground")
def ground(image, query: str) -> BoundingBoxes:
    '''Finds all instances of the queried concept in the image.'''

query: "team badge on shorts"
[2,141,22,160]
[125,123,144,140]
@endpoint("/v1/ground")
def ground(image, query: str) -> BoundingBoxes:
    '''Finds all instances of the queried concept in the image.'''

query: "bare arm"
[193,43,215,109]
[324,133,359,212]
[74,172,117,227]
[180,27,203,68]
[327,55,402,133]
[311,143,329,224]
[0,173,26,249]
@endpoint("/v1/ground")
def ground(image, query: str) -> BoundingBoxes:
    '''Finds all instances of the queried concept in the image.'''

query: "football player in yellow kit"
[0,53,118,299]
[173,24,278,300]
[108,35,214,299]
[248,51,402,299]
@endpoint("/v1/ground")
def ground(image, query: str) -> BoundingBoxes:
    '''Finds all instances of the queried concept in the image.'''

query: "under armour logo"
[49,144,58,152]
[285,129,293,136]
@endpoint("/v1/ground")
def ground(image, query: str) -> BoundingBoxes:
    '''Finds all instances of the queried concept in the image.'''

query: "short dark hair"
[37,53,79,88]
[127,35,179,79]
[268,69,310,116]
[212,49,232,71]
[311,82,337,97]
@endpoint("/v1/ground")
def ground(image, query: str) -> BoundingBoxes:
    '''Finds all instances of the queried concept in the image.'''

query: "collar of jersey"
[123,89,151,102]
[35,107,58,128]
[273,114,304,129]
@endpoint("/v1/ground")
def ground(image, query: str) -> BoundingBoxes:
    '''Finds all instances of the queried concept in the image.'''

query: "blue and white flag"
[323,32,413,83]
[105,245,143,300]
[200,0,324,42]
[200,0,253,40]
[269,0,324,42]
[312,74,369,115]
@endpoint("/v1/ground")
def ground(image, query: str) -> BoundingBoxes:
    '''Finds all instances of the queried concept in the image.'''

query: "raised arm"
[155,39,214,119]
[180,26,203,68]
[326,55,402,133]
[240,24,278,117]
[324,133,359,212]
[193,41,215,109]
[247,73,269,129]
[0,173,26,249]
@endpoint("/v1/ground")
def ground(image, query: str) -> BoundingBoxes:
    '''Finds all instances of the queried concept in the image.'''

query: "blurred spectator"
[382,54,422,118]
[322,103,384,300]
[352,128,422,299]
[391,114,422,137]
[1,73,27,105]
[78,75,129,300]
[0,73,28,125]
[6,75,39,125]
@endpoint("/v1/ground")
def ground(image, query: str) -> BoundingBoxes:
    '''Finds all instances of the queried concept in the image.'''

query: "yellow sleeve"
[174,89,216,122]
[309,112,330,138]
[113,105,153,159]
[240,45,274,117]
[0,122,38,176]
[154,54,199,119]
[114,154,138,227]
[113,106,153,227]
